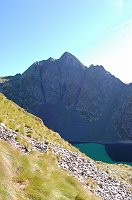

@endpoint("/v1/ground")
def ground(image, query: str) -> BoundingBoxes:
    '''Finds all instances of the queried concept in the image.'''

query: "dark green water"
[74,143,132,166]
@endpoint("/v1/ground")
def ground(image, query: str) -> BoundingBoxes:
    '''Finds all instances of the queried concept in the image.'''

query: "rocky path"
[52,145,132,200]
[0,123,132,200]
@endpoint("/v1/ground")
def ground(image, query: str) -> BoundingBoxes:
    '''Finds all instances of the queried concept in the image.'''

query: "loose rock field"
[0,123,132,200]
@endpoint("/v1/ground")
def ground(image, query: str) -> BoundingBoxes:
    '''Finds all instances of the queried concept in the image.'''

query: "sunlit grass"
[0,140,97,200]
[0,93,78,152]
[0,93,98,199]
[0,93,131,200]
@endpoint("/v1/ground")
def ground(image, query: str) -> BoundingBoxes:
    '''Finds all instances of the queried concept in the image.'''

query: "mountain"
[0,52,132,143]
[0,93,132,200]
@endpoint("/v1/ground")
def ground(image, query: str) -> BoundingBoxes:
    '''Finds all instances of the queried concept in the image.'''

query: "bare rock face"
[0,52,132,142]
[112,89,132,139]
[122,100,132,138]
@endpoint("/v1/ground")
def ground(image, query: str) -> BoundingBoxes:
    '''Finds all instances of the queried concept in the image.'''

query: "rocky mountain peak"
[59,52,82,66]
[89,64,106,72]
[47,57,55,62]
[61,52,74,58]
[1,52,132,143]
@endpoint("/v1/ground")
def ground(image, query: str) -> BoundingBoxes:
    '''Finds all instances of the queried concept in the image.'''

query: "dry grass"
[0,93,132,200]
[0,93,98,200]
[0,140,98,200]
[0,93,78,152]
[97,162,132,187]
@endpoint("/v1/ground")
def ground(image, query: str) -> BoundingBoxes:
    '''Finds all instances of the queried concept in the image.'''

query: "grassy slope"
[0,140,98,200]
[0,93,132,199]
[0,93,78,151]
[0,93,98,200]
[97,162,132,187]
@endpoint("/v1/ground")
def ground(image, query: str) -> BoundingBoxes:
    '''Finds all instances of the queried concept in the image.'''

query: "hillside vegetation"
[0,140,96,200]
[0,93,132,200]
[0,93,77,151]
[0,93,97,200]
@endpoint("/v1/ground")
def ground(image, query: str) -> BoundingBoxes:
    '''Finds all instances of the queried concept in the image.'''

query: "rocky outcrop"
[0,52,132,142]
[0,123,132,200]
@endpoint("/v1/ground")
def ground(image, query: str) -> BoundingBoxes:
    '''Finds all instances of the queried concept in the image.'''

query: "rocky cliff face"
[0,52,132,142]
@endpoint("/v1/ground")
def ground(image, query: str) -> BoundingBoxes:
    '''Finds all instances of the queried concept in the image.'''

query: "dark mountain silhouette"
[0,52,132,142]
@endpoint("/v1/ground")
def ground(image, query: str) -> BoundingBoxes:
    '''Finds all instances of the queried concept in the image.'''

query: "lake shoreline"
[70,141,132,145]
[72,142,132,166]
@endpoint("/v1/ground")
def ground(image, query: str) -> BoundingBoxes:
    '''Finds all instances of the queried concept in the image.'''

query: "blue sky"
[0,0,132,83]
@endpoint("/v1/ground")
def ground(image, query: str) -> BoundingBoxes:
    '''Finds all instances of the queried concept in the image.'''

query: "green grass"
[0,140,97,200]
[97,162,132,187]
[0,93,132,200]
[0,93,98,200]
[0,93,78,152]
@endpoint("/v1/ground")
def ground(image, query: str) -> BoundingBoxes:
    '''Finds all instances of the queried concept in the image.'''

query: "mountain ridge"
[0,52,132,142]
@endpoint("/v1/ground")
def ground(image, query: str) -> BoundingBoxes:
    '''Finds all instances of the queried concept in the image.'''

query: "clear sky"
[0,0,132,83]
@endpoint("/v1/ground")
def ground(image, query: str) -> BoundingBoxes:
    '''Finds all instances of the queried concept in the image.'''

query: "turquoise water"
[74,143,132,166]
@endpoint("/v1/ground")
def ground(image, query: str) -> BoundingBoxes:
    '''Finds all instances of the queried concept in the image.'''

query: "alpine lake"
[73,143,132,166]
